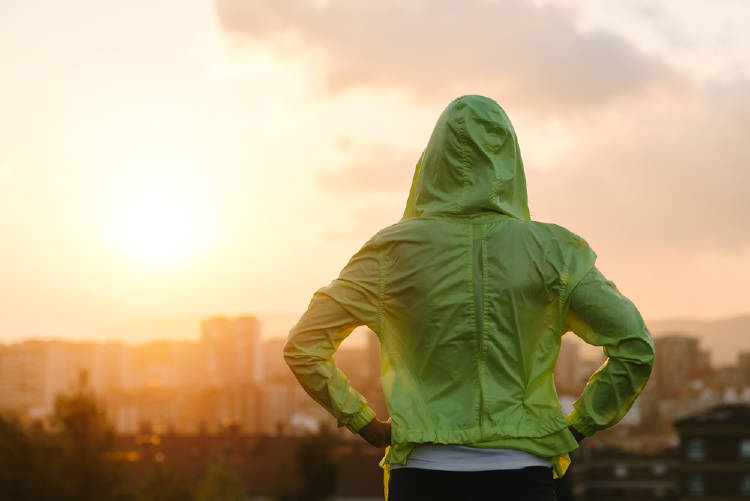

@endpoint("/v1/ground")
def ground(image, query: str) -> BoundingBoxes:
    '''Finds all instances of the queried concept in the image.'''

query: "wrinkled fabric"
[284,95,655,489]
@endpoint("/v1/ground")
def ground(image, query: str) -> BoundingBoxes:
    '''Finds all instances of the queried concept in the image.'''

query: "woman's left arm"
[283,294,379,434]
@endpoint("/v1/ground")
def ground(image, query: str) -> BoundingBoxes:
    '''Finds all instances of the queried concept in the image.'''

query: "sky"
[1,0,749,343]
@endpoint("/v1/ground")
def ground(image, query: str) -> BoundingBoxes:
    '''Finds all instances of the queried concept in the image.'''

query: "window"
[652,463,667,476]
[686,439,706,462]
[613,464,628,478]
[740,439,750,461]
[741,475,750,495]
[687,475,705,496]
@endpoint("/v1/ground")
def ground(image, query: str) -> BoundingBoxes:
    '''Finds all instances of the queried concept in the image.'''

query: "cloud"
[323,201,404,241]
[316,146,418,195]
[212,0,747,251]
[526,80,750,251]
[315,81,750,251]
[213,0,680,110]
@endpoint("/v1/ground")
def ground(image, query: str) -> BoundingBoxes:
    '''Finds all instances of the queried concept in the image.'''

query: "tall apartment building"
[201,316,262,386]
[738,351,750,388]
[653,334,704,397]
[91,342,132,392]
[0,341,99,418]
[262,338,289,383]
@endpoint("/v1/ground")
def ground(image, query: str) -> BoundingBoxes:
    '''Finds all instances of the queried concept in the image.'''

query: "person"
[284,95,655,500]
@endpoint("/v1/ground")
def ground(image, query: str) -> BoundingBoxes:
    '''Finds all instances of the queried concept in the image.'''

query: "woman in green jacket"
[284,95,655,500]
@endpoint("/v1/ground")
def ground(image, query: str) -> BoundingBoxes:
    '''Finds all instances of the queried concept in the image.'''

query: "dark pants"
[388,466,557,501]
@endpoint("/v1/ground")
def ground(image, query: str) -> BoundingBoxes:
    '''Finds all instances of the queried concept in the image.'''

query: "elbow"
[283,339,308,379]
[641,327,656,368]
[633,336,656,370]
[282,337,298,368]
[607,331,655,373]
[628,333,655,384]
[283,335,320,372]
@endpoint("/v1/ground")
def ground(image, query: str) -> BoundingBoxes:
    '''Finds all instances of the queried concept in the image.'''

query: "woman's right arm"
[563,266,656,438]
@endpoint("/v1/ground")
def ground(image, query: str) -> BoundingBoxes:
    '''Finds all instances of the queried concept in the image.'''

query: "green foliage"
[137,463,193,501]
[0,413,62,500]
[194,460,247,501]
[51,371,126,501]
[0,370,131,501]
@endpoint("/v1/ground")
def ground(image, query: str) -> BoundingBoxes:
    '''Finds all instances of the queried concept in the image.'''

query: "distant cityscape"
[2,319,750,499]
[1,318,749,442]
[0,316,384,438]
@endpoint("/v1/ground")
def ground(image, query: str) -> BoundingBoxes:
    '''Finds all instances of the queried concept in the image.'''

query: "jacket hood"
[402,95,530,221]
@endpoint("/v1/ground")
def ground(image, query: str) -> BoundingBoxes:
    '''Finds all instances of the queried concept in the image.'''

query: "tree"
[51,370,129,501]
[194,460,247,501]
[275,427,340,501]
[0,370,132,501]
[0,413,61,500]
[137,463,193,501]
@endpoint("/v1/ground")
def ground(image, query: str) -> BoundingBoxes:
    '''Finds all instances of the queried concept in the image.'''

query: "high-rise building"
[91,342,132,392]
[0,341,48,415]
[653,334,702,397]
[262,338,290,383]
[201,316,262,386]
[0,340,82,418]
[738,351,750,388]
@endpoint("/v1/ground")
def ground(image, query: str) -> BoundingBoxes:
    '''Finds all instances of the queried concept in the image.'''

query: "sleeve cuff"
[343,406,377,433]
[567,409,597,437]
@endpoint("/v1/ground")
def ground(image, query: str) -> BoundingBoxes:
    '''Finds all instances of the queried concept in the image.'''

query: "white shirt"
[389,445,553,471]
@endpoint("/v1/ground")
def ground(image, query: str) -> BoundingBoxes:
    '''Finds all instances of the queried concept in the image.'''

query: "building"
[262,338,290,383]
[111,433,385,499]
[653,335,704,398]
[262,382,336,435]
[738,352,750,388]
[0,340,99,418]
[570,443,679,500]
[674,404,750,499]
[91,342,132,392]
[0,341,52,416]
[201,316,262,386]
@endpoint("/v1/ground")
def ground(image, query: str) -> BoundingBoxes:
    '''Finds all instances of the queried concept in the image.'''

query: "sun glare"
[108,178,203,269]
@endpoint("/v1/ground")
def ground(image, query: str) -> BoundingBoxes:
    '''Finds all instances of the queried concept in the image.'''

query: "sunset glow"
[0,0,748,343]
[109,182,200,268]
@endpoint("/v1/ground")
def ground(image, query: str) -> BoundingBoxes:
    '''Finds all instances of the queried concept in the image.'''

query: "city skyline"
[2,321,748,434]
[5,311,749,368]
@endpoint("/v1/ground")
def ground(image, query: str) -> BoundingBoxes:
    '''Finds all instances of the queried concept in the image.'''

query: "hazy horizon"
[4,310,750,345]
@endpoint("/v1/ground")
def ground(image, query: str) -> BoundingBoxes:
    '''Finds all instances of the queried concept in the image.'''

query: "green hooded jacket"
[285,95,655,482]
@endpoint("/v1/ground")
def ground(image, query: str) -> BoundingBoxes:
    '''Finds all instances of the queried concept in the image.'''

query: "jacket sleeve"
[283,294,378,433]
[563,266,655,436]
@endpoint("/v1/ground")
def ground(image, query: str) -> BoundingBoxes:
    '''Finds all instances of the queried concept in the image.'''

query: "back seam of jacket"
[470,225,486,427]
[467,227,481,427]
[479,237,489,431]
